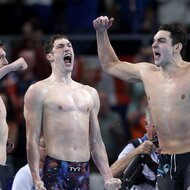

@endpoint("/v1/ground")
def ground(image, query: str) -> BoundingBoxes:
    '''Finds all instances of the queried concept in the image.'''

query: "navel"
[181,94,185,99]
[58,105,62,110]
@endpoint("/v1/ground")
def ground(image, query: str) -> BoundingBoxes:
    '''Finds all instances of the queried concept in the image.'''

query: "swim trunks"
[0,165,7,190]
[42,155,90,190]
[157,152,190,190]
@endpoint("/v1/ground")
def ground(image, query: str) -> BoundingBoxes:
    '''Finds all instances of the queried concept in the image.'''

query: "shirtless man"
[24,34,121,190]
[0,41,27,190]
[93,16,190,189]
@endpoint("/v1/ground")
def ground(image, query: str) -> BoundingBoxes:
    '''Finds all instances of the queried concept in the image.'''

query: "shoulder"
[15,164,31,175]
[24,79,51,101]
[138,62,159,72]
[12,164,32,185]
[82,84,97,93]
[81,84,99,98]
[128,138,141,148]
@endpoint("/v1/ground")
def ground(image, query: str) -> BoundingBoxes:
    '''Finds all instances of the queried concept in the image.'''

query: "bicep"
[89,88,103,147]
[108,61,147,82]
[24,87,43,141]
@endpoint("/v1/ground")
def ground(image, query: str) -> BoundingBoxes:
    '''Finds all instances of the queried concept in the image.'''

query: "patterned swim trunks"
[41,155,90,190]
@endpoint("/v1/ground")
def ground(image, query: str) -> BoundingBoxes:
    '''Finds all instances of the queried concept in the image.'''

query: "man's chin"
[154,61,161,67]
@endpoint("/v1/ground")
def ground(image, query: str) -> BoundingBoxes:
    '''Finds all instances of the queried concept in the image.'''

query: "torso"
[40,80,94,161]
[142,65,190,154]
[0,96,8,165]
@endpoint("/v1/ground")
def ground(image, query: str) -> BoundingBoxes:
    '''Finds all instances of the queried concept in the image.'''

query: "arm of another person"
[88,86,121,190]
[111,140,154,177]
[0,58,27,79]
[93,16,154,83]
[24,84,45,190]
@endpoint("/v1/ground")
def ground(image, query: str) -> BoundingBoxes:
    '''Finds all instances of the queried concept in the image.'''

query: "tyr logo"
[69,166,81,172]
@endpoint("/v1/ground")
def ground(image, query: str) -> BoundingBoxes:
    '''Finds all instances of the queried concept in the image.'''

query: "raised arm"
[93,16,150,82]
[0,58,27,79]
[88,86,121,190]
[24,84,46,190]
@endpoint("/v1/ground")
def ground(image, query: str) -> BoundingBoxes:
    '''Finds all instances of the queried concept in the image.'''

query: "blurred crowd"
[0,0,190,186]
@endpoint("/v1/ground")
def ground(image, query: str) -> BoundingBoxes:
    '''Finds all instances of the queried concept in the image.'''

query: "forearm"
[111,148,140,177]
[96,30,120,72]
[0,58,25,79]
[27,140,41,184]
[91,142,113,182]
[0,64,15,79]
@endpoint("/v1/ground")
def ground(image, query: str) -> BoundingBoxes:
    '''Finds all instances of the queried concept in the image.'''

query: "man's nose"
[152,41,158,48]
[3,58,8,65]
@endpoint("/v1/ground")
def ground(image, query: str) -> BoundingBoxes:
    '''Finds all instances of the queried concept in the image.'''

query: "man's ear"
[46,53,53,61]
[174,43,182,53]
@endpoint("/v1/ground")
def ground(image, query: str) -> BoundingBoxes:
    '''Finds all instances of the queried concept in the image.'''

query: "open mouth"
[64,54,72,64]
[154,51,161,60]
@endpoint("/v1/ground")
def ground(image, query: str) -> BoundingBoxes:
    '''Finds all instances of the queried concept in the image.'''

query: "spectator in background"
[11,136,46,190]
[111,107,159,190]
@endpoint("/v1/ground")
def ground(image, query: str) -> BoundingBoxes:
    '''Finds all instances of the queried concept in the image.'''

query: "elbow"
[101,63,114,75]
[101,64,109,73]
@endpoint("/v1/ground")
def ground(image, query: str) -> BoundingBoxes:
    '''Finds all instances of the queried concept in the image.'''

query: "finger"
[108,18,114,27]
[100,16,108,26]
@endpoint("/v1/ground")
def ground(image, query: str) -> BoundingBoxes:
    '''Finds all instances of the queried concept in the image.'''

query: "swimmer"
[93,15,190,190]
[0,40,27,190]
[24,34,121,190]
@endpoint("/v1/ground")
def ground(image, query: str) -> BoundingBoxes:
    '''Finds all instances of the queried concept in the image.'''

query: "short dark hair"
[0,40,5,49]
[43,34,69,55]
[159,24,187,57]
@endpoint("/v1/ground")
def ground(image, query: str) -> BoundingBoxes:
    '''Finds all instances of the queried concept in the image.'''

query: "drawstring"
[170,154,177,179]
[174,154,177,172]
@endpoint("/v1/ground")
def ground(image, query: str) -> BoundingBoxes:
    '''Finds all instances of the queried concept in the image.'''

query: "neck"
[50,73,73,84]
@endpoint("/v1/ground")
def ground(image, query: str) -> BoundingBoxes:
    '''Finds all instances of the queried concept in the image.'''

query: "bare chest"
[144,73,190,107]
[44,87,94,113]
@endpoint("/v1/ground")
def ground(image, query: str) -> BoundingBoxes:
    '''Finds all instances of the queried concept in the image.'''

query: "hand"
[34,181,46,190]
[11,57,28,71]
[104,178,122,190]
[6,139,14,154]
[137,140,154,154]
[93,16,114,32]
